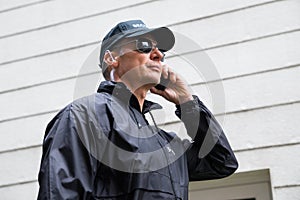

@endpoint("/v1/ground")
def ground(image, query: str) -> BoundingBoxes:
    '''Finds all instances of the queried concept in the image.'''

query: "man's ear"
[103,50,119,67]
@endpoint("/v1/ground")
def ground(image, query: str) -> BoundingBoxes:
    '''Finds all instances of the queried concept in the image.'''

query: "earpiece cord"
[148,111,178,199]
[110,68,115,82]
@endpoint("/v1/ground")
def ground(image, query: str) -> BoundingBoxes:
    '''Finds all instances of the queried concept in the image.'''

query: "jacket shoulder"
[71,93,111,112]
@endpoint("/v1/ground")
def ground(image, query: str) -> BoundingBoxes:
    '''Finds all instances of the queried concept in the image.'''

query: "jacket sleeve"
[37,105,97,199]
[175,96,238,181]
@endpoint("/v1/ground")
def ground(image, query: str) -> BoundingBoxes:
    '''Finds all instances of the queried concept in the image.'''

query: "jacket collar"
[97,81,162,114]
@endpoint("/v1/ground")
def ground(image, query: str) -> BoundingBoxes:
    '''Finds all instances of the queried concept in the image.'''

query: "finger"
[150,87,163,95]
[168,69,176,83]
[162,64,168,79]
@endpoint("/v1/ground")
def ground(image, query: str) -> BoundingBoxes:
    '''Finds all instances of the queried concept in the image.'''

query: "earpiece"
[105,50,117,81]
[106,50,116,62]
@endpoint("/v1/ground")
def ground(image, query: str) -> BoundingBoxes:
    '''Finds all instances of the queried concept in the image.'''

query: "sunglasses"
[113,38,165,54]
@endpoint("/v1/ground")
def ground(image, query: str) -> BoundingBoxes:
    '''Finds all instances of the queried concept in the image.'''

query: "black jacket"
[38,81,238,200]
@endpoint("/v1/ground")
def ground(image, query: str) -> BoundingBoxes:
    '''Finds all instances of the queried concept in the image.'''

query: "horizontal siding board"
[0,19,98,64]
[204,30,300,81]
[222,103,300,151]
[161,102,300,151]
[0,0,277,64]
[219,66,300,114]
[0,0,151,36]
[0,44,97,92]
[0,0,46,12]
[0,147,41,186]
[0,113,54,152]
[172,30,300,85]
[171,0,300,51]
[0,181,38,200]
[0,72,102,122]
[0,0,275,37]
[236,144,300,188]
[0,77,76,122]
[274,186,300,200]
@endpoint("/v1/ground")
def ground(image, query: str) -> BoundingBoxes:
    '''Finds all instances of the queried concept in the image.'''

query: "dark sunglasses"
[113,38,165,54]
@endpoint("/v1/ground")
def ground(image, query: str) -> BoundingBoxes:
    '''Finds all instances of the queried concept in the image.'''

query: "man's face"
[113,35,165,89]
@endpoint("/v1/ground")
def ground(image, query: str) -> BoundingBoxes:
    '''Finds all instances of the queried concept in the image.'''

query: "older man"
[38,19,238,200]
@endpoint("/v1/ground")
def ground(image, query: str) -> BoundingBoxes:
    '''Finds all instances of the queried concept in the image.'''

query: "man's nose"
[150,47,164,61]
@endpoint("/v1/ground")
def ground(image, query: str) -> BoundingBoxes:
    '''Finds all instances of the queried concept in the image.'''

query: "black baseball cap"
[99,19,175,72]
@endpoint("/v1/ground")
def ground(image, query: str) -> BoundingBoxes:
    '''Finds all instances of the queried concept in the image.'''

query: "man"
[38,19,238,199]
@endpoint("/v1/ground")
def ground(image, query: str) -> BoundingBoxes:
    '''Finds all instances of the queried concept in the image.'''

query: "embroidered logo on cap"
[132,23,146,28]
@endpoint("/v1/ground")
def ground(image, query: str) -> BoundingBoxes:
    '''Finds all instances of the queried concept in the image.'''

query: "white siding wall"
[0,0,299,199]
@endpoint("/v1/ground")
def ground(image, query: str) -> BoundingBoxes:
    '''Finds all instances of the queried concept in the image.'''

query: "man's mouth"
[147,65,161,72]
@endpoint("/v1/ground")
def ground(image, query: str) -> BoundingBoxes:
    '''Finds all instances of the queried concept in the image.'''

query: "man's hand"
[150,64,193,105]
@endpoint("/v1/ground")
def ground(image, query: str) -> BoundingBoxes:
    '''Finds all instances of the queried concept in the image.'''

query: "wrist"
[177,94,193,105]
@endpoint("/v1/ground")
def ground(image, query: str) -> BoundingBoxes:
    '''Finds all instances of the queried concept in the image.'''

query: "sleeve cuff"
[175,95,201,118]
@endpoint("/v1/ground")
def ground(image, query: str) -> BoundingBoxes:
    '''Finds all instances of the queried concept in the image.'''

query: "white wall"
[0,0,299,199]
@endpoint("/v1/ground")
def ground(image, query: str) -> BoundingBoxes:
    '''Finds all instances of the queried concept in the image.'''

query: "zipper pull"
[137,122,142,129]
[167,146,175,156]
